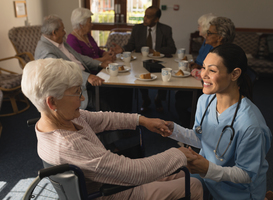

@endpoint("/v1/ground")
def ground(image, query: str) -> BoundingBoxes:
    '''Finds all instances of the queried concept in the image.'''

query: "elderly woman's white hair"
[210,17,236,44]
[198,13,217,36]
[71,8,93,30]
[21,58,83,112]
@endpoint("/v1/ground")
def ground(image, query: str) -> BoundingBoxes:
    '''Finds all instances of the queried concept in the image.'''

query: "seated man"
[35,15,131,113]
[112,6,177,113]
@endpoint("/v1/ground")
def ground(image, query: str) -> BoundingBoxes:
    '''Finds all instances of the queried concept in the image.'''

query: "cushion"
[0,74,22,89]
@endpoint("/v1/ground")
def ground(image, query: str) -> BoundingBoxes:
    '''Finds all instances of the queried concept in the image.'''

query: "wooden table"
[96,52,203,126]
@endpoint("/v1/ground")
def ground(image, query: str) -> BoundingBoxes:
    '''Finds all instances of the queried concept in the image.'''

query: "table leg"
[95,86,100,111]
[190,90,198,128]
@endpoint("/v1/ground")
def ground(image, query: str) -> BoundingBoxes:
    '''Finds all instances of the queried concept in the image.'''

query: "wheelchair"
[24,118,191,199]
[23,161,191,200]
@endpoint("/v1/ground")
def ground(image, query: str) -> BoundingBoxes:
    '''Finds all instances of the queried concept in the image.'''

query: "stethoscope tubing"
[196,93,242,160]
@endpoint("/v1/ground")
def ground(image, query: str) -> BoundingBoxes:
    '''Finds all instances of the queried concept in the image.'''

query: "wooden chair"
[189,31,204,59]
[0,55,30,117]
[0,90,3,136]
[8,25,42,66]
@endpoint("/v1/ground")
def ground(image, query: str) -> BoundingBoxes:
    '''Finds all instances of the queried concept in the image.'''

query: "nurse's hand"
[187,147,209,175]
[178,146,197,162]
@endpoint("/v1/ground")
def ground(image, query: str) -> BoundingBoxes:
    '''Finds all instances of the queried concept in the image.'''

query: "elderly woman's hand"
[186,147,209,175]
[110,42,123,54]
[139,116,171,136]
[88,74,105,86]
[102,51,116,62]
[178,146,198,162]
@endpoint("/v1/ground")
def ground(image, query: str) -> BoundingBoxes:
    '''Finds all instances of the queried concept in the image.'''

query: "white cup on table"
[141,46,149,57]
[123,51,131,63]
[106,63,119,77]
[177,48,186,59]
[178,61,189,72]
[161,68,172,82]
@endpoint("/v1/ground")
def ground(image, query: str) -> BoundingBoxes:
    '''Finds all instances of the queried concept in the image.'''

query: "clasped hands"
[139,116,209,175]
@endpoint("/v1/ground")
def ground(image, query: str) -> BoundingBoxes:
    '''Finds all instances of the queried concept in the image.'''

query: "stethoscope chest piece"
[196,126,202,134]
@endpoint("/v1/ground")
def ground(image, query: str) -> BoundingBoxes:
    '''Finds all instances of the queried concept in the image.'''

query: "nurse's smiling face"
[201,53,234,95]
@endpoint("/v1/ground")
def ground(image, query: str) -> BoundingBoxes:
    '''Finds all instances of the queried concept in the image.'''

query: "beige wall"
[1,0,273,73]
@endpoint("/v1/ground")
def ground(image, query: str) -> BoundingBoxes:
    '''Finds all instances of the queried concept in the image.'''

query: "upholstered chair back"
[8,25,42,63]
[105,28,132,50]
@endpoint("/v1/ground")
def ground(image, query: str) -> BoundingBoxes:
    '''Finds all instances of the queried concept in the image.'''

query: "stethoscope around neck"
[195,93,242,161]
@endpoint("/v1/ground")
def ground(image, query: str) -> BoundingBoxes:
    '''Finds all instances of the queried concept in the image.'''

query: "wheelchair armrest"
[100,184,136,196]
[27,117,39,127]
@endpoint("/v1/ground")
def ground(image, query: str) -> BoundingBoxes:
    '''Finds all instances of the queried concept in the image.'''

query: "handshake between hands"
[139,116,209,175]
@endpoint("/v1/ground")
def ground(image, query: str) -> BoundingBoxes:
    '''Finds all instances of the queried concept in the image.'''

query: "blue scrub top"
[195,40,213,66]
[193,94,272,200]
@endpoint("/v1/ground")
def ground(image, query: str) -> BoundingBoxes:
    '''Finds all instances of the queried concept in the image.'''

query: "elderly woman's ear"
[46,96,57,111]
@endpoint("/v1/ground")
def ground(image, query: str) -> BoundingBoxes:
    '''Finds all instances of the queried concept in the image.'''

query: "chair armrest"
[0,55,26,72]
[16,52,34,62]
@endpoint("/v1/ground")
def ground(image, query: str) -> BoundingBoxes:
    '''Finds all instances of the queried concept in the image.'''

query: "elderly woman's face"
[55,86,84,121]
[205,25,222,47]
[81,17,93,34]
[201,53,233,95]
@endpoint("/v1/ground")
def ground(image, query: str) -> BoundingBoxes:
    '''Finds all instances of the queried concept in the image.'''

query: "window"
[86,0,159,46]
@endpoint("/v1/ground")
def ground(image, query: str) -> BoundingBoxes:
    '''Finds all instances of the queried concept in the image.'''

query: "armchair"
[0,55,30,116]
[102,28,132,50]
[8,25,42,66]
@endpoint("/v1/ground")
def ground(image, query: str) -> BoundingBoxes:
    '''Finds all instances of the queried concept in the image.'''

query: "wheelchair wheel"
[22,176,59,200]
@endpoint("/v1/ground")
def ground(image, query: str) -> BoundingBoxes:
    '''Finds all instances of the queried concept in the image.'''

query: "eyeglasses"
[207,30,218,36]
[64,87,83,99]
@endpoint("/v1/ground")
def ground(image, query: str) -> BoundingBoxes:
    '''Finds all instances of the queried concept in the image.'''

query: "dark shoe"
[154,99,164,113]
[140,99,151,113]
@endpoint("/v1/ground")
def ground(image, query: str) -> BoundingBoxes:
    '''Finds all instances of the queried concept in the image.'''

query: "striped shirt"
[36,110,187,199]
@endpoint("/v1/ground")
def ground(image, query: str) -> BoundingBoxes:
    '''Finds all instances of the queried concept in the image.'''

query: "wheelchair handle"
[39,164,71,179]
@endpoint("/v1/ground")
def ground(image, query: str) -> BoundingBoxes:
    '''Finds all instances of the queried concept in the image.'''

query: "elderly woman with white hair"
[67,8,115,62]
[21,58,203,200]
[190,13,217,71]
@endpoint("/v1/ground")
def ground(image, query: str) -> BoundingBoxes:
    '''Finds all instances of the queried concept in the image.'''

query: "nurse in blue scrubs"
[164,43,272,200]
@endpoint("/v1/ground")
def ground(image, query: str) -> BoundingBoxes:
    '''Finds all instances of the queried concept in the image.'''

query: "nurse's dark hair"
[210,43,253,100]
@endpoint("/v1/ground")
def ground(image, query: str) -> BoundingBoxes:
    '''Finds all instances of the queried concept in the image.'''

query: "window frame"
[85,0,160,30]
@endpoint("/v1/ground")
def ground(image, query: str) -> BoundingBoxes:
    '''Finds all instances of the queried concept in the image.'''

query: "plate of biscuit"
[174,56,188,63]
[135,73,157,81]
[118,65,130,73]
[172,70,191,78]
[148,52,164,58]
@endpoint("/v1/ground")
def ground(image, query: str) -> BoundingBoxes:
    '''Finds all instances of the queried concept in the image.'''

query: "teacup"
[177,48,186,59]
[178,61,189,72]
[161,68,172,82]
[141,46,149,57]
[123,51,131,63]
[106,63,119,77]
